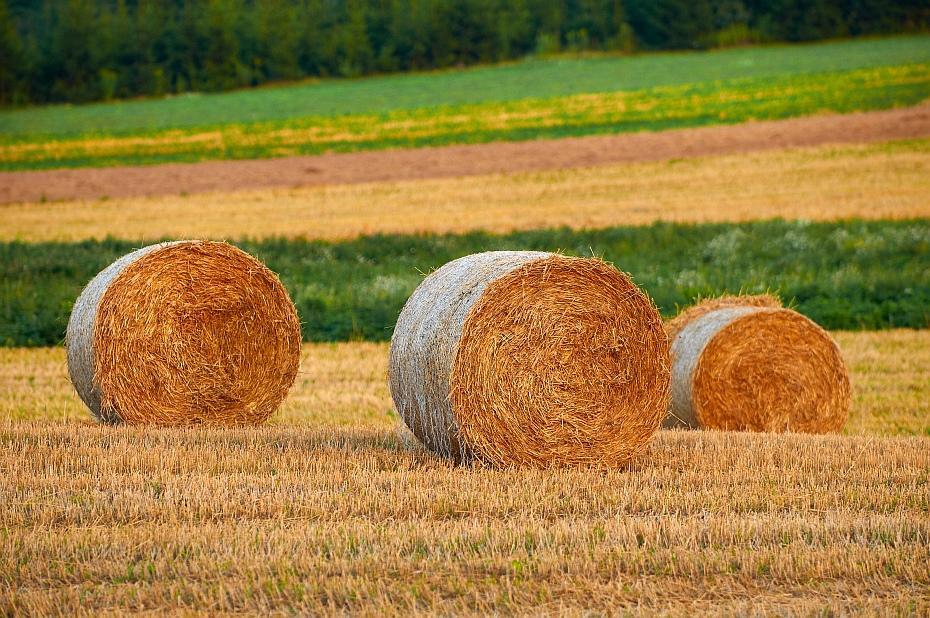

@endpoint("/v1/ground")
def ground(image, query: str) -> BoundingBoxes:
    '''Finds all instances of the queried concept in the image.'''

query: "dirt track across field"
[2,105,928,205]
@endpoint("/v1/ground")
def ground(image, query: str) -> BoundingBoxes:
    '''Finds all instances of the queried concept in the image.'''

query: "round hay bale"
[66,240,301,426]
[665,293,783,342]
[389,251,670,467]
[666,298,850,432]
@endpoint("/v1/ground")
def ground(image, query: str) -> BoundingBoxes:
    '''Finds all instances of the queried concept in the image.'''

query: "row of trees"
[1,0,927,105]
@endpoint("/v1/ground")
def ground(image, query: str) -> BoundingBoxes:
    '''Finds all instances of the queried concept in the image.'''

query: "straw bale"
[67,241,300,425]
[665,293,782,342]
[389,251,669,466]
[666,298,849,432]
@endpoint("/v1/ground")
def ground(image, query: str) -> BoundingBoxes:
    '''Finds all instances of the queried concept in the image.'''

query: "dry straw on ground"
[66,240,301,425]
[389,251,670,467]
[666,295,850,432]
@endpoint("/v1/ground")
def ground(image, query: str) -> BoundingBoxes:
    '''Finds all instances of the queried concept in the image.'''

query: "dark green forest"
[2,0,928,105]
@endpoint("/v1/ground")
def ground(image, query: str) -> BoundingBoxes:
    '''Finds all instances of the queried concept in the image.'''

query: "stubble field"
[3,425,928,615]
[3,139,928,243]
[2,331,929,434]
[1,331,929,614]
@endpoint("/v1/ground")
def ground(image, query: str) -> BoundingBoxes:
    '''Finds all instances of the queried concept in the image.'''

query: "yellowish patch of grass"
[2,330,927,435]
[835,330,930,436]
[1,331,928,613]
[2,424,927,614]
[3,140,929,242]
[0,343,392,427]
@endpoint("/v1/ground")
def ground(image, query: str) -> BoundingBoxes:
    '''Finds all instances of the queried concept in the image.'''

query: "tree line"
[1,0,927,106]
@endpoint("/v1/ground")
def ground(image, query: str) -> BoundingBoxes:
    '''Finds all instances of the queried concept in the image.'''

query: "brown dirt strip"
[2,105,929,205]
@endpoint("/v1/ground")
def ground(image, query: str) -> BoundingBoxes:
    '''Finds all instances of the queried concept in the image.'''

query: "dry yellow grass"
[3,332,928,614]
[2,139,928,242]
[2,424,928,614]
[0,342,392,427]
[1,331,927,434]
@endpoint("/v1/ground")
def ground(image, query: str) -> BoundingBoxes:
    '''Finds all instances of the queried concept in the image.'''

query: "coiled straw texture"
[666,296,850,432]
[67,241,301,425]
[389,251,670,467]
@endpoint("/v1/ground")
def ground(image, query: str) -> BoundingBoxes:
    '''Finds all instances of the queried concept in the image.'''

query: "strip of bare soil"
[2,105,928,205]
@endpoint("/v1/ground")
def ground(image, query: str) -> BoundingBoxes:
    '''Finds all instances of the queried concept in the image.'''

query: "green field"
[3,36,929,138]
[2,219,928,346]
[3,64,928,171]
[1,36,929,170]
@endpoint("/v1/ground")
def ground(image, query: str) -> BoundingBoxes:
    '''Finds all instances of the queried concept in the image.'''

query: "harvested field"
[2,423,928,614]
[0,343,392,427]
[2,339,928,614]
[4,32,928,615]
[2,139,928,243]
[2,104,928,205]
[2,331,928,435]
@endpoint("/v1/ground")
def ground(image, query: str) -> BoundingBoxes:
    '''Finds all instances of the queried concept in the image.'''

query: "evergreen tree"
[339,0,374,76]
[0,1,25,103]
[256,0,302,82]
[200,0,244,90]
[39,0,101,102]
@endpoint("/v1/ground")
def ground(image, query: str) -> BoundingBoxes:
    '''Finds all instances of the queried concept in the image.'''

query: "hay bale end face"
[389,251,670,467]
[667,297,850,432]
[67,241,301,426]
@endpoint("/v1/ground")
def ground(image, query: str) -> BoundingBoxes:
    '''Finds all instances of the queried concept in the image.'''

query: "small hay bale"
[665,293,783,342]
[389,251,670,467]
[666,296,850,432]
[67,240,301,425]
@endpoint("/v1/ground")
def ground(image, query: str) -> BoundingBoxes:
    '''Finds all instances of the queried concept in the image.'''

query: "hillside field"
[5,36,928,138]
[4,139,927,241]
[1,36,929,170]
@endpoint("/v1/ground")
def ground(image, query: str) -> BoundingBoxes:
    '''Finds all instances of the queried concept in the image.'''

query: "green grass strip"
[3,35,929,139]
[2,63,928,171]
[2,219,928,347]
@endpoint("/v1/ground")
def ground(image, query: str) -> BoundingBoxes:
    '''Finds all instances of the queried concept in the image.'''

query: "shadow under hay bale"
[666,295,850,433]
[389,251,670,467]
[67,240,301,426]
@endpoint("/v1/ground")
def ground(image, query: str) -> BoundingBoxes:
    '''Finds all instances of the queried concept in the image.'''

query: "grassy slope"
[5,139,927,241]
[3,63,928,170]
[3,35,928,139]
[2,219,928,346]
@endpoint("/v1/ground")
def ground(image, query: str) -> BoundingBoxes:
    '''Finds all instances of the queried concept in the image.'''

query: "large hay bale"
[67,240,301,425]
[666,296,850,432]
[389,251,670,467]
